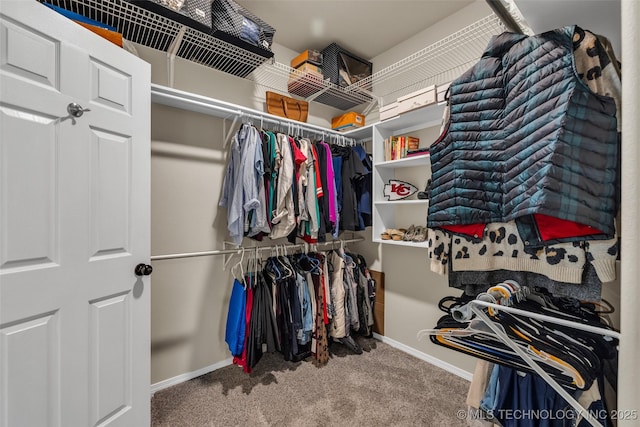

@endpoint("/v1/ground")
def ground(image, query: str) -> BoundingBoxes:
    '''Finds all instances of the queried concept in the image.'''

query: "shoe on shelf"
[417,179,431,200]
[382,228,403,240]
[413,226,428,242]
[391,229,405,241]
[403,225,417,241]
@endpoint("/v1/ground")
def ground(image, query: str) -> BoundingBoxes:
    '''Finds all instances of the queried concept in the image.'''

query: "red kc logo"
[384,180,418,201]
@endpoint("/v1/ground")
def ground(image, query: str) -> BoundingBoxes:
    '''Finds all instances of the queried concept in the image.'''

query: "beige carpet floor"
[151,336,470,426]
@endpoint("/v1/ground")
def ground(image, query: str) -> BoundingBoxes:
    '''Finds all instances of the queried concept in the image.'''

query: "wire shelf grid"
[37,0,505,111]
[353,14,506,106]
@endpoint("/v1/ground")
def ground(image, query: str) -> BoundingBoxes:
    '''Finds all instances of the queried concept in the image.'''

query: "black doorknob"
[135,263,153,276]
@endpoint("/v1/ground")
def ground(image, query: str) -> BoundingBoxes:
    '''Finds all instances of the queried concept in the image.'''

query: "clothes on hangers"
[424,286,618,393]
[423,25,623,427]
[219,124,247,245]
[426,26,622,296]
[225,248,376,372]
[427,221,618,287]
[331,145,368,232]
[224,278,246,357]
[475,365,612,427]
[448,264,604,302]
[352,145,372,229]
[427,25,620,239]
[220,126,371,245]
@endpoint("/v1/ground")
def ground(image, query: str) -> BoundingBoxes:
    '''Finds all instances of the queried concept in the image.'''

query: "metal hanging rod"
[150,237,365,261]
[151,84,359,144]
[484,0,526,35]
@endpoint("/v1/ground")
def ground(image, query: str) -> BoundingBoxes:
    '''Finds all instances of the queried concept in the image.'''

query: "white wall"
[372,0,493,69]
[149,105,229,384]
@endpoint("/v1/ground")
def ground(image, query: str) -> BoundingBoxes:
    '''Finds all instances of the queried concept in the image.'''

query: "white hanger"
[231,247,246,285]
[223,247,242,271]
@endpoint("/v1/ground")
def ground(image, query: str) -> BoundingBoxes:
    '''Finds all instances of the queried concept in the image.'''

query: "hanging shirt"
[270,133,297,239]
[320,142,338,227]
[296,139,310,226]
[353,145,372,228]
[219,129,245,245]
[266,131,278,225]
[314,141,331,241]
[225,278,246,357]
[239,125,269,236]
[328,250,347,339]
[339,147,366,231]
[300,138,319,240]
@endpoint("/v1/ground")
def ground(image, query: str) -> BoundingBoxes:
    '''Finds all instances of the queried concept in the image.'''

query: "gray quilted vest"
[427,26,618,236]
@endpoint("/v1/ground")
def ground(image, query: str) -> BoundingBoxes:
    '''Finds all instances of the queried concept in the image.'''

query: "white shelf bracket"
[166,26,187,88]
[362,96,382,116]
[222,241,240,270]
[223,115,240,148]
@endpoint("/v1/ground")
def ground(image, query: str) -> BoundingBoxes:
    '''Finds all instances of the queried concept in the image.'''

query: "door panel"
[0,312,61,427]
[89,58,132,114]
[89,128,131,259]
[0,105,58,271]
[0,1,150,426]
[89,293,131,426]
[0,16,60,89]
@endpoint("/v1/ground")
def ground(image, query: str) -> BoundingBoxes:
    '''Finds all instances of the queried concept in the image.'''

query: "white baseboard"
[150,336,472,395]
[150,358,234,395]
[372,333,473,382]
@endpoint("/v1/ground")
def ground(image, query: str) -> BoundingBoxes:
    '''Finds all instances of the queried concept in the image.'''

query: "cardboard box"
[397,85,436,115]
[379,102,399,121]
[291,49,323,69]
[437,82,451,103]
[331,111,365,131]
[293,62,322,76]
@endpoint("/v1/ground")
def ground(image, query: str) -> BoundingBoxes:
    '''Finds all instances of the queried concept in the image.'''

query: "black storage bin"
[38,0,273,78]
[321,43,372,89]
[211,0,275,51]
[131,0,213,33]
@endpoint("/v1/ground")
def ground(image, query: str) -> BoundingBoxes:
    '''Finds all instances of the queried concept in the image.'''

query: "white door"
[0,1,150,426]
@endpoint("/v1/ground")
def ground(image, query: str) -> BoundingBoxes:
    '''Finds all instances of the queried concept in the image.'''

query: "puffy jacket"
[427,26,618,237]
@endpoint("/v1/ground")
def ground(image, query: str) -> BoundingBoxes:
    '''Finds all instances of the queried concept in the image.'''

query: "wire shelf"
[354,14,506,106]
[39,0,273,77]
[38,0,505,111]
[250,61,375,110]
[250,13,505,110]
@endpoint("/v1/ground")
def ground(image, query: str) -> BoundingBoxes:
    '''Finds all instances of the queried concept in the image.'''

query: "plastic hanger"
[231,247,246,287]
[417,318,502,341]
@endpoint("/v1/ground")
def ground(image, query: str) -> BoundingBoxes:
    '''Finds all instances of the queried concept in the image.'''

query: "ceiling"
[236,0,475,59]
[514,0,621,54]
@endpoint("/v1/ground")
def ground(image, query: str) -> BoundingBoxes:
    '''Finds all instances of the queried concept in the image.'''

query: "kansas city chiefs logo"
[383,180,418,201]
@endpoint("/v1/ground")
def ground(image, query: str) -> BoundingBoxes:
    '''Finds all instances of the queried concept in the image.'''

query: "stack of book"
[384,135,428,161]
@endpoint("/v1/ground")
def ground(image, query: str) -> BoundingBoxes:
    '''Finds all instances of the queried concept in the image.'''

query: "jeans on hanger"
[480,364,501,414]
